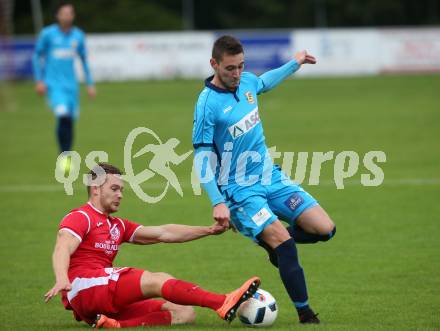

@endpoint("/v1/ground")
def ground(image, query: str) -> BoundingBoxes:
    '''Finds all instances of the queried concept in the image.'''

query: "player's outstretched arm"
[44,230,80,303]
[294,50,317,66]
[257,50,316,94]
[131,223,227,245]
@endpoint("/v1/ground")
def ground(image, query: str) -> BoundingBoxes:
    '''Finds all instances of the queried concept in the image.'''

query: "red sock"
[161,279,226,310]
[119,311,172,328]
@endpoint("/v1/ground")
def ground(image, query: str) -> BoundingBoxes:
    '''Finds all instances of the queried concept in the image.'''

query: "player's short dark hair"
[54,1,74,15]
[86,163,123,196]
[212,35,244,62]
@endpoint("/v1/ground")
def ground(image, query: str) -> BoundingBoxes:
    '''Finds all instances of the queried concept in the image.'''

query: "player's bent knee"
[181,306,196,324]
[321,225,336,242]
[316,215,335,235]
[141,271,174,297]
[260,220,291,249]
[154,272,174,281]
[153,272,174,288]
[170,306,196,325]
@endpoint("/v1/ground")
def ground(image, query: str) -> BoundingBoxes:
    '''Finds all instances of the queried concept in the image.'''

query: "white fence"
[84,32,214,81]
[84,28,440,81]
[3,27,440,81]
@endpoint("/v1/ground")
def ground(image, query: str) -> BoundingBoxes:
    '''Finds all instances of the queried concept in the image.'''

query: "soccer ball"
[237,289,278,327]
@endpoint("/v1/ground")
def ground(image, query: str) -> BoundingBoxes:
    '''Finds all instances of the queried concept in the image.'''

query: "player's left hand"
[44,281,72,303]
[35,81,47,96]
[294,50,317,65]
[87,86,97,99]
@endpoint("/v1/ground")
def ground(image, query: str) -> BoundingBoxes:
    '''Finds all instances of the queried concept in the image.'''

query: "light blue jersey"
[193,72,269,189]
[192,60,318,241]
[32,24,93,117]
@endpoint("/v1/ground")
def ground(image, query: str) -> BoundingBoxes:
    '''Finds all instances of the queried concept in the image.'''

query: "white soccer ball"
[237,289,278,327]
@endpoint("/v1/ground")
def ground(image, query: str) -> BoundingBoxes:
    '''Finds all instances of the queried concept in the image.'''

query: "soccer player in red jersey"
[45,163,260,328]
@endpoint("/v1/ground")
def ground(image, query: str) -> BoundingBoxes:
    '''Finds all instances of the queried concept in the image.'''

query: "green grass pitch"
[1,75,439,330]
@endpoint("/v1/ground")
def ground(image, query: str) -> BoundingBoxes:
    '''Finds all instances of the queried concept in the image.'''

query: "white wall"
[81,32,214,81]
[74,27,440,81]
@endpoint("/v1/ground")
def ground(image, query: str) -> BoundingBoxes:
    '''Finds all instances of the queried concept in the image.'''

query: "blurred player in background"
[45,163,260,328]
[192,35,336,324]
[32,2,95,160]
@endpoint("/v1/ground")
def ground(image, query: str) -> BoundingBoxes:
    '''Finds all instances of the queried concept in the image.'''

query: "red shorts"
[62,267,166,325]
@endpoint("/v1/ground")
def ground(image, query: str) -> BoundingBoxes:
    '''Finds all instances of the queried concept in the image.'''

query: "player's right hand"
[44,280,72,303]
[87,85,97,98]
[35,81,46,96]
[213,203,230,229]
[294,50,317,65]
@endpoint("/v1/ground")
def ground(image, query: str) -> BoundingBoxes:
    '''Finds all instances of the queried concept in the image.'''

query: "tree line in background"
[12,0,440,34]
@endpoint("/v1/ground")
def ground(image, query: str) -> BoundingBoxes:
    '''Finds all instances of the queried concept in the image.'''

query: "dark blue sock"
[288,225,336,244]
[57,117,73,153]
[275,238,309,313]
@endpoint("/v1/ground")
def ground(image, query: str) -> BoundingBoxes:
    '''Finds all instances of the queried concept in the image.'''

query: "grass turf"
[1,75,439,330]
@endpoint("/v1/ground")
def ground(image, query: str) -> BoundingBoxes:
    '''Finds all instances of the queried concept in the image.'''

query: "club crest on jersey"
[228,107,260,139]
[245,91,255,104]
[110,224,120,241]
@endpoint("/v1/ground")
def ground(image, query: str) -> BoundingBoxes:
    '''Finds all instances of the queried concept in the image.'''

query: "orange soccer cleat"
[92,314,121,329]
[216,276,260,322]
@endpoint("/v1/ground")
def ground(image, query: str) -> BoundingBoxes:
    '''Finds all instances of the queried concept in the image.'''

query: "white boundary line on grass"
[0,178,440,193]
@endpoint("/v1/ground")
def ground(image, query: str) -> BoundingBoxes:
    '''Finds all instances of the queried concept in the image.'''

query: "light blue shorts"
[223,166,318,242]
[47,87,79,119]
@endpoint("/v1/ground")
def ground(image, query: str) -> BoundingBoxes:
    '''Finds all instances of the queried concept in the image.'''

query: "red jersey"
[59,202,142,280]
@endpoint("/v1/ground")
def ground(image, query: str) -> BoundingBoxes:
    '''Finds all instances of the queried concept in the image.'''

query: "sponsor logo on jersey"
[284,193,304,211]
[97,222,103,227]
[228,107,260,139]
[251,207,271,226]
[53,48,75,59]
[245,91,255,104]
[95,241,119,255]
[95,242,119,250]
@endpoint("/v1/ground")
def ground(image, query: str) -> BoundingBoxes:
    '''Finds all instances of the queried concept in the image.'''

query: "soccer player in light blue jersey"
[192,35,336,324]
[33,3,95,155]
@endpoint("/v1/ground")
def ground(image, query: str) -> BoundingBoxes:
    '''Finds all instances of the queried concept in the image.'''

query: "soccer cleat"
[92,314,121,329]
[216,276,261,322]
[299,308,320,324]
